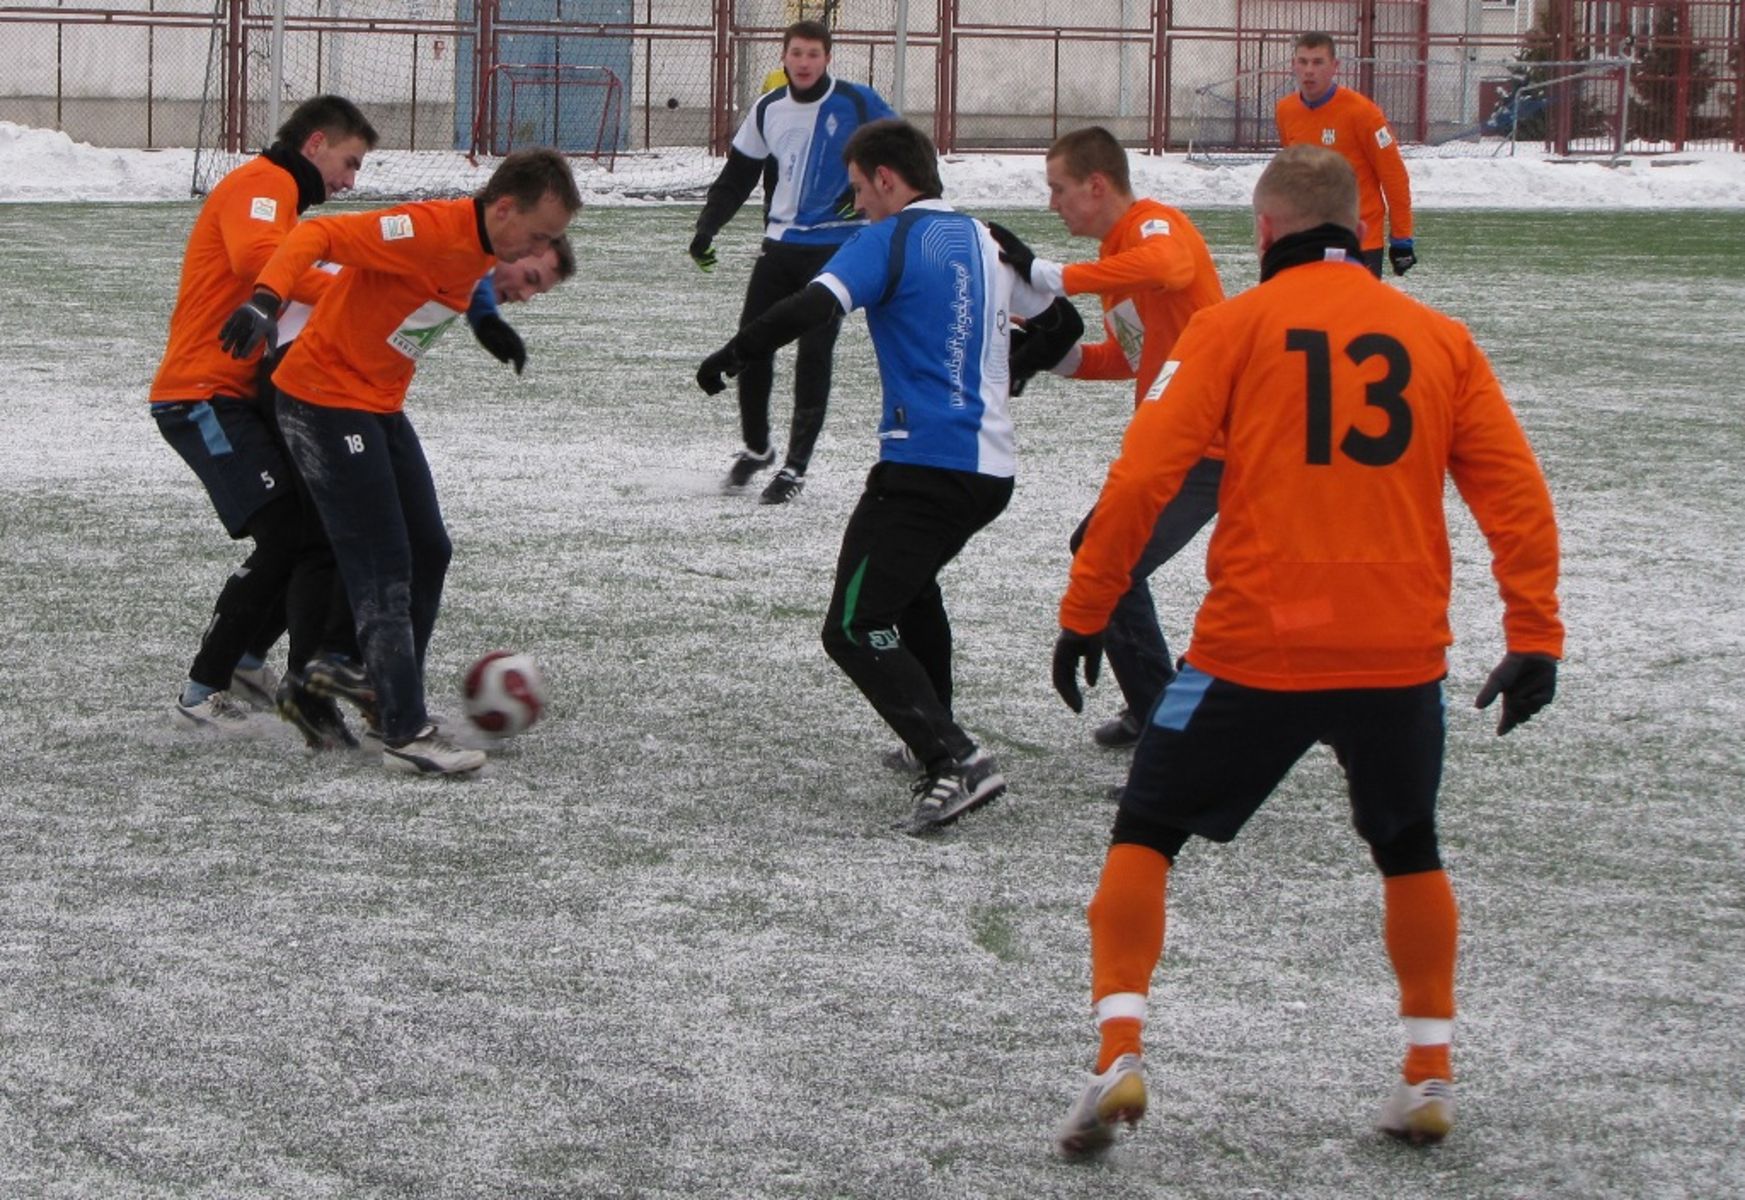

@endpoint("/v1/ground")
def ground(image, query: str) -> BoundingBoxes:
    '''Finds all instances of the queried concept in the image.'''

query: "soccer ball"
[462,651,547,736]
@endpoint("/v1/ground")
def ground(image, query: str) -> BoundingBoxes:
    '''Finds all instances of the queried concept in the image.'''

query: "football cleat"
[275,673,358,751]
[382,723,486,776]
[1055,1053,1148,1160]
[229,662,281,711]
[174,689,252,732]
[898,749,1006,835]
[758,467,805,505]
[1377,1078,1454,1145]
[302,653,379,729]
[1093,708,1143,748]
[722,446,776,491]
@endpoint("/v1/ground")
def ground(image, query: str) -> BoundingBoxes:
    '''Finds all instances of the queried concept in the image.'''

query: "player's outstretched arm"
[987,222,1066,295]
[1009,299,1085,395]
[697,282,844,394]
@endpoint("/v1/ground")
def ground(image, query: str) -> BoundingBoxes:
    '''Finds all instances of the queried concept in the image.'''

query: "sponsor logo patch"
[248,196,277,222]
[1140,218,1171,239]
[379,213,415,241]
[1142,360,1181,403]
[1321,128,1337,146]
[1376,126,1394,149]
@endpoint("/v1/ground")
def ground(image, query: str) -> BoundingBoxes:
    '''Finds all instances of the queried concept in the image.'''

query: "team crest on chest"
[1321,128,1337,146]
[826,113,839,137]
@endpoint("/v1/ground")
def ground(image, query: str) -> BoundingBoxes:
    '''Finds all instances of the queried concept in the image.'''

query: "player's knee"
[1109,809,1189,860]
[241,496,303,568]
[1369,820,1442,877]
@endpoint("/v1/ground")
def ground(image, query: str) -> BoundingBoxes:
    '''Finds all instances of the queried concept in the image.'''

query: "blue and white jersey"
[815,200,1055,478]
[732,78,896,246]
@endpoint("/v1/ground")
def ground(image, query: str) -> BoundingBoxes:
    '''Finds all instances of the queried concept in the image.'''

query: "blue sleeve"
[817,224,895,313]
[467,274,499,329]
[870,88,898,122]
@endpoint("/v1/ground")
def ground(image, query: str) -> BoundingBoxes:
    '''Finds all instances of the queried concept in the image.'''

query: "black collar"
[472,196,494,256]
[1259,223,1366,282]
[788,73,831,104]
[260,142,326,214]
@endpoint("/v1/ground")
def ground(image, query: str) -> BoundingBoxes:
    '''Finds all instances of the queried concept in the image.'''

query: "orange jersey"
[263,198,495,414]
[1275,87,1413,250]
[1059,199,1226,417]
[1062,256,1562,690]
[149,154,333,403]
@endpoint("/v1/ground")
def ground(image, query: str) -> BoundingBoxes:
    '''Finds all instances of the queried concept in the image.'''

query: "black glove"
[986,222,1035,284]
[218,289,281,359]
[696,342,745,396]
[1388,239,1417,276]
[1008,298,1084,396]
[1008,324,1035,396]
[1474,652,1557,735]
[835,189,860,220]
[689,232,718,273]
[1051,629,1106,714]
[469,313,527,374]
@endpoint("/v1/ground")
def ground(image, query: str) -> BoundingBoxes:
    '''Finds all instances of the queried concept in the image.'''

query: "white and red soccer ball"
[462,651,547,736]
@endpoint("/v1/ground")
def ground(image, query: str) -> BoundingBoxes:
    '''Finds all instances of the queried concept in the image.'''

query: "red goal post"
[468,62,624,171]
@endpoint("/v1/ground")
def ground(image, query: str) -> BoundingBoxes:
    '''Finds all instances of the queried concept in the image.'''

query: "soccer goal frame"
[467,62,625,172]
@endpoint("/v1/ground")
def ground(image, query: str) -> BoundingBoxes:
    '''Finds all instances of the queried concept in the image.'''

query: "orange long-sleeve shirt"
[149,154,334,404]
[262,198,495,414]
[1062,255,1562,691]
[1275,87,1414,251]
[1059,199,1226,417]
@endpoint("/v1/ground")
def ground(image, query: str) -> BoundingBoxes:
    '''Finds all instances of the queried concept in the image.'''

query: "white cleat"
[382,723,486,776]
[1377,1078,1454,1145]
[229,662,282,711]
[174,689,252,732]
[1054,1053,1147,1160]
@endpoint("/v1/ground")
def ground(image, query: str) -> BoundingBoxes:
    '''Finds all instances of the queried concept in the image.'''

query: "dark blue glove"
[1475,652,1557,735]
[218,289,281,359]
[1388,239,1417,276]
[470,314,526,374]
[1052,629,1106,714]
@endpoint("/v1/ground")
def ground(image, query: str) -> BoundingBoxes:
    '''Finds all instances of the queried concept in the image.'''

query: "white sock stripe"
[1404,1017,1454,1045]
[1094,992,1147,1024]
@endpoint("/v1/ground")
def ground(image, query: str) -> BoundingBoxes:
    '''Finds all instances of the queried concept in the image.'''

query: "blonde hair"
[1254,145,1359,234]
[1046,126,1132,195]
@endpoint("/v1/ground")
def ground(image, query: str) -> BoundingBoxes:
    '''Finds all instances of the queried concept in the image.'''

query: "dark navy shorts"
[153,395,290,538]
[1115,664,1446,851]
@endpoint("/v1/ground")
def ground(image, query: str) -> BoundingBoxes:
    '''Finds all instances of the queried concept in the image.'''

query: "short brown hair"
[783,20,831,55]
[1255,145,1358,233]
[479,148,583,215]
[1294,31,1337,56]
[842,119,943,200]
[1046,126,1132,195]
[551,234,577,281]
[276,94,379,153]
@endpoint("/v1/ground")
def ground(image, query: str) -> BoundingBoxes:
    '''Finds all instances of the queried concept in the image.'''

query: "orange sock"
[1088,843,1170,1072]
[1383,868,1458,1083]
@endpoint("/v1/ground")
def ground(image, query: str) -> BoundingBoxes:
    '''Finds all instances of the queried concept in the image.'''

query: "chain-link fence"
[0,0,1737,194]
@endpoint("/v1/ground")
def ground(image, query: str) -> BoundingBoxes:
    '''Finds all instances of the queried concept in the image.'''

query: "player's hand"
[986,222,1036,282]
[218,289,281,359]
[470,313,527,374]
[689,233,718,273]
[696,342,745,395]
[1389,239,1417,276]
[1474,652,1557,735]
[1052,628,1106,713]
[835,189,860,220]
